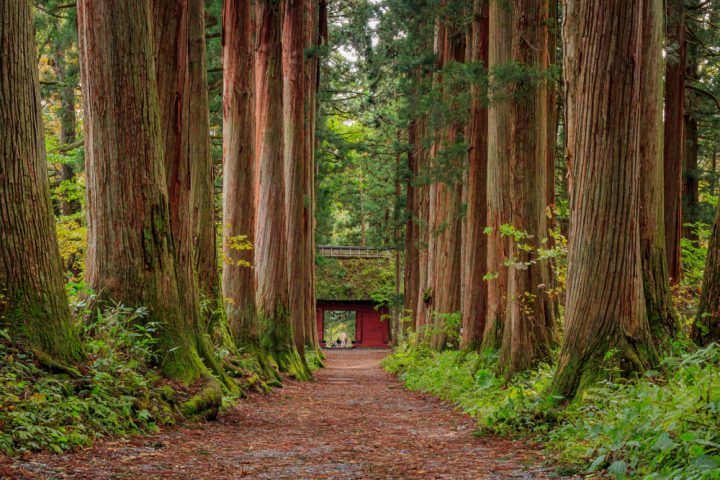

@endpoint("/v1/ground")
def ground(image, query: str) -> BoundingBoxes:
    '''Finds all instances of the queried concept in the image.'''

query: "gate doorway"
[316,300,390,348]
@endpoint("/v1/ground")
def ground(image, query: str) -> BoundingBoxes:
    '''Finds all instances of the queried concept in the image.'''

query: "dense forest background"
[1,0,720,477]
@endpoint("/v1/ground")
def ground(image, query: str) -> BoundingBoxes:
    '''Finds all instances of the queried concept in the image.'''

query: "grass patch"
[383,341,720,478]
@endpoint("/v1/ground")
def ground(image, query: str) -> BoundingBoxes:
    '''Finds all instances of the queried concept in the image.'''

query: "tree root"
[34,350,82,378]
[180,376,223,420]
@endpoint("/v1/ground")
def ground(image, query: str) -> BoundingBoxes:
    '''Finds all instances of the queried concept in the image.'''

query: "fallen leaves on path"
[1,349,570,479]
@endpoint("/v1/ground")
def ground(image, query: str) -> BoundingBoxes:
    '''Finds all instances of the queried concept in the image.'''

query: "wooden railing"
[317,245,394,259]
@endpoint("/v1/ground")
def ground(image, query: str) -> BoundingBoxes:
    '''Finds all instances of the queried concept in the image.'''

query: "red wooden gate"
[316,301,390,348]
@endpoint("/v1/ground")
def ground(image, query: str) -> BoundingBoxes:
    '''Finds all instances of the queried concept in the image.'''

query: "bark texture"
[692,202,720,344]
[483,0,512,351]
[663,0,685,282]
[683,41,700,240]
[404,119,420,330]
[0,0,83,362]
[303,0,324,352]
[254,0,292,358]
[283,0,308,353]
[638,0,677,345]
[498,0,555,375]
[222,0,257,344]
[78,0,214,387]
[460,0,489,350]
[189,0,219,300]
[429,19,465,350]
[153,0,231,390]
[551,0,657,399]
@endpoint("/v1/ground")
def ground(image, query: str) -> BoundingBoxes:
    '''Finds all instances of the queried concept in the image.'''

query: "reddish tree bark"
[483,0,512,351]
[664,0,685,282]
[0,0,83,362]
[222,0,257,344]
[79,0,221,412]
[254,0,295,365]
[638,0,677,344]
[283,0,308,355]
[429,19,465,350]
[683,40,700,241]
[153,0,231,389]
[413,115,432,334]
[303,0,324,353]
[460,0,489,350]
[551,0,657,399]
[498,0,555,375]
[404,119,420,330]
[189,0,219,299]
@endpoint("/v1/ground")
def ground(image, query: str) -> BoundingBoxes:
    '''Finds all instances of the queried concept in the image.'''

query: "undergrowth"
[0,304,176,454]
[384,340,720,479]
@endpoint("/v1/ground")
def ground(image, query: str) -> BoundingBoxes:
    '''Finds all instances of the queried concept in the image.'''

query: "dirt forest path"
[5,350,562,479]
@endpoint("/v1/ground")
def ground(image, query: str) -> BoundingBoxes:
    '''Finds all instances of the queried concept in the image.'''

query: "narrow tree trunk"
[663,0,685,282]
[692,202,720,344]
[638,0,677,345]
[53,46,80,216]
[79,0,221,414]
[255,0,294,364]
[393,130,403,343]
[498,0,555,375]
[461,0,489,351]
[303,0,324,353]
[683,41,700,241]
[483,0,512,351]
[542,0,558,212]
[429,21,465,350]
[283,0,309,359]
[683,105,700,240]
[0,0,83,363]
[413,116,432,334]
[189,0,218,300]
[222,0,258,346]
[403,119,420,329]
[550,0,657,400]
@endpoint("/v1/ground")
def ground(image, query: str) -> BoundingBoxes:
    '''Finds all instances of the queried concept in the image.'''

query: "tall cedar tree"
[551,0,658,399]
[483,0,512,350]
[683,38,700,240]
[498,0,556,375]
[303,0,325,352]
[78,0,222,415]
[0,0,83,363]
[222,0,258,344]
[255,0,297,366]
[189,0,219,299]
[429,15,465,350]
[692,201,720,344]
[664,0,685,282]
[638,0,677,345]
[460,0,489,350]
[283,0,309,355]
[404,118,420,329]
[153,0,232,389]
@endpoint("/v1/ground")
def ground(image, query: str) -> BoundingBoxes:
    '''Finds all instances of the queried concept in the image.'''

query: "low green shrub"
[384,341,720,478]
[0,304,176,454]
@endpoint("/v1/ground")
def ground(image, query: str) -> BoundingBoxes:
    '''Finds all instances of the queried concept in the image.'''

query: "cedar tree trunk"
[550,0,657,400]
[461,0,489,350]
[222,0,257,344]
[0,0,83,363]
